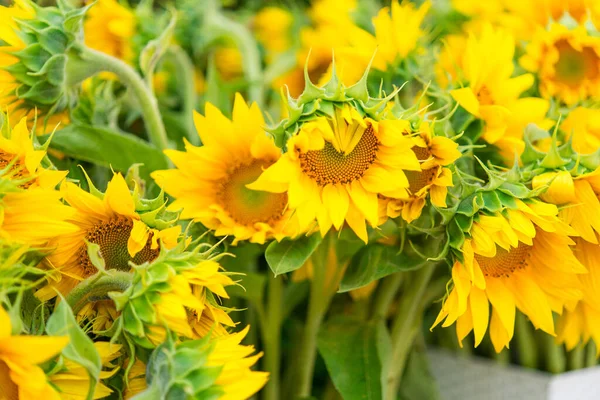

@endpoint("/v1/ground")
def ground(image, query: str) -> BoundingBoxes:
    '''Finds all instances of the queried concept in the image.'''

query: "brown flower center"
[298,124,379,186]
[78,217,159,277]
[474,242,530,278]
[405,145,438,194]
[554,39,599,87]
[0,360,18,400]
[218,159,288,226]
[0,151,36,189]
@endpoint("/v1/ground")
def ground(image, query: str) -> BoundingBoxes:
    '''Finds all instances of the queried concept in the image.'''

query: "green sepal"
[539,129,569,169]
[521,123,548,165]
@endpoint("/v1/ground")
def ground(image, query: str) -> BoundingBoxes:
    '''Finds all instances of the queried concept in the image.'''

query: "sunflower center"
[405,145,438,194]
[0,151,35,188]
[554,39,599,86]
[0,360,18,400]
[298,123,379,186]
[474,242,530,278]
[219,159,288,226]
[78,218,159,277]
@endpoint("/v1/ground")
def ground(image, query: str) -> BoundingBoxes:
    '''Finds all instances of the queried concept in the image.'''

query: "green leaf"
[227,272,266,305]
[44,124,168,175]
[46,298,101,400]
[318,317,390,400]
[139,12,177,79]
[339,244,426,293]
[265,234,322,276]
[37,27,68,54]
[447,219,465,250]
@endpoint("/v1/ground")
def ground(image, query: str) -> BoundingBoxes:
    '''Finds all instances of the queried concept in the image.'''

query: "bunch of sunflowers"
[2,0,600,398]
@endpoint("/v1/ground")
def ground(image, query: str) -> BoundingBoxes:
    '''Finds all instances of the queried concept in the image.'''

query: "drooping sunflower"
[49,341,122,400]
[152,94,303,244]
[37,173,181,300]
[440,24,550,160]
[433,199,586,352]
[0,306,69,400]
[520,24,600,105]
[84,0,136,62]
[380,122,461,223]
[249,104,421,243]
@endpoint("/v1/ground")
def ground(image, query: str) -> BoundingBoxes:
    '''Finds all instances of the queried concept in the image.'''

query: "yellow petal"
[451,87,480,117]
[104,173,136,217]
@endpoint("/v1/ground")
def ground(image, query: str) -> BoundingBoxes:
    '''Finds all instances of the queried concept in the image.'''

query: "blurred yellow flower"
[84,0,136,62]
[521,24,600,105]
[254,7,294,54]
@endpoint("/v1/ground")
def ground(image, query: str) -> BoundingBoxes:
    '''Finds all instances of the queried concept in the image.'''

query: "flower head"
[37,172,180,300]
[153,94,303,244]
[84,0,136,62]
[520,24,600,105]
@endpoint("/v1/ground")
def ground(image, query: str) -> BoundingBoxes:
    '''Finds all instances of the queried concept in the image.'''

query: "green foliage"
[265,234,322,276]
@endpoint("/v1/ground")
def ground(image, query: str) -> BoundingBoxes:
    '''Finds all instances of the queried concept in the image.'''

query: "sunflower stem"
[384,263,435,400]
[262,275,283,400]
[541,332,566,374]
[371,272,404,320]
[65,271,133,316]
[67,46,170,151]
[165,45,198,145]
[293,234,340,397]
[515,312,538,369]
[568,344,585,371]
[585,341,597,367]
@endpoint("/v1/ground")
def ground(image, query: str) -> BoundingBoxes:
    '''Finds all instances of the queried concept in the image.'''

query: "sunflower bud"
[0,0,88,122]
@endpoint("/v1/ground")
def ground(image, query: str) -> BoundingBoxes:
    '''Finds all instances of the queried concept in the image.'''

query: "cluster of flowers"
[2,0,600,398]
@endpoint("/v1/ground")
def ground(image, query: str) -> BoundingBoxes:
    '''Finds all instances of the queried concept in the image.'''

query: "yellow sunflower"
[0,306,69,400]
[124,359,147,399]
[214,45,244,81]
[557,239,600,353]
[152,94,303,244]
[442,24,550,160]
[50,341,122,400]
[37,173,181,300]
[520,24,600,105]
[432,199,586,352]
[380,122,461,223]
[561,107,600,154]
[207,326,269,400]
[369,0,430,69]
[249,104,421,243]
[84,0,136,62]
[253,7,294,55]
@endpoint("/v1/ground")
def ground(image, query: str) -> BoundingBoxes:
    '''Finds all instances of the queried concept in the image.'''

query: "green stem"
[65,272,133,315]
[68,46,170,150]
[515,312,538,369]
[293,235,339,397]
[165,45,198,145]
[541,332,566,374]
[568,344,585,371]
[263,276,283,400]
[585,341,597,368]
[205,6,264,106]
[384,263,435,400]
[371,272,404,320]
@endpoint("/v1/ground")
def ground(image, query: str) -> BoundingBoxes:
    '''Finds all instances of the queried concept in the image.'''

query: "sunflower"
[442,24,550,160]
[0,306,69,400]
[124,359,147,399]
[380,122,461,223]
[36,173,181,300]
[520,24,600,105]
[249,104,421,243]
[0,116,76,247]
[84,0,136,62]
[556,239,600,353]
[214,45,244,81]
[561,107,600,154]
[253,7,294,55]
[152,94,303,244]
[432,199,586,352]
[369,0,430,69]
[207,326,269,400]
[49,341,122,400]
